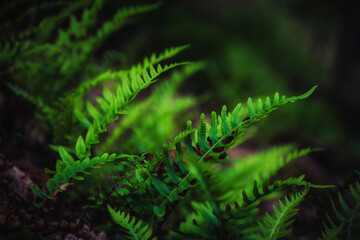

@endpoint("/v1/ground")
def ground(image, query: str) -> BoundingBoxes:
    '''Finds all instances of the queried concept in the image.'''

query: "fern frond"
[170,174,316,239]
[150,87,317,212]
[258,185,310,240]
[79,62,190,130]
[319,181,360,240]
[1,1,66,31]
[67,0,104,39]
[108,205,153,240]
[75,45,190,95]
[130,45,190,76]
[0,41,33,68]
[173,201,221,240]
[32,60,188,206]
[223,200,260,239]
[39,152,137,202]
[240,176,309,207]
[5,82,54,117]
[86,3,160,50]
[31,152,134,206]
[317,223,343,240]
[216,145,315,202]
[2,1,89,45]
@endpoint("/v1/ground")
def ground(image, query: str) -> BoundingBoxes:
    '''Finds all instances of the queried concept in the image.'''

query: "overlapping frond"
[147,86,317,215]
[31,62,188,204]
[215,145,315,202]
[168,175,314,239]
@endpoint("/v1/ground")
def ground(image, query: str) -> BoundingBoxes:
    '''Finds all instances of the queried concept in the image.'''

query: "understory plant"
[1,0,359,239]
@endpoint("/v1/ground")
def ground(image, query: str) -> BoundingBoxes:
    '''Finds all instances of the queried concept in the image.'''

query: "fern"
[215,145,316,202]
[77,62,190,130]
[149,86,317,214]
[31,61,189,203]
[3,1,164,149]
[75,45,190,96]
[318,181,360,239]
[108,205,153,240]
[26,83,322,238]
[86,3,160,49]
[4,2,338,239]
[257,185,310,240]
[174,201,222,239]
[0,1,88,44]
[317,224,343,240]
[101,62,203,154]
[168,171,316,239]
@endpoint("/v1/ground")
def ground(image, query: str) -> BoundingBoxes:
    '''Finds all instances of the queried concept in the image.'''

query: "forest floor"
[0,154,111,240]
